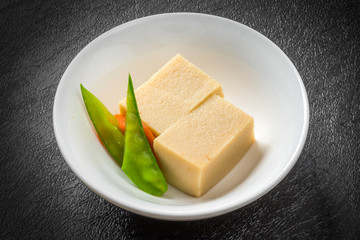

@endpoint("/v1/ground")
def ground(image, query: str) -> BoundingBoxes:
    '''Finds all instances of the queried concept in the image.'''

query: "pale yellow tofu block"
[119,54,223,136]
[153,94,255,197]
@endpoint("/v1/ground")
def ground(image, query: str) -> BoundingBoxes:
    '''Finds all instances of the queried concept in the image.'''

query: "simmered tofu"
[153,94,254,197]
[118,54,255,197]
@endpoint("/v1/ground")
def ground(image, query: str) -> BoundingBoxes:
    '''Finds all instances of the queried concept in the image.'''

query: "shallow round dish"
[53,13,309,220]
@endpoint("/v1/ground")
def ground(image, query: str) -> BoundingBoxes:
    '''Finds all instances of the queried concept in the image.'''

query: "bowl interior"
[53,13,308,220]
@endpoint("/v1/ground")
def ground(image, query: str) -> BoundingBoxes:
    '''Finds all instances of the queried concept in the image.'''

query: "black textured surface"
[1,0,360,239]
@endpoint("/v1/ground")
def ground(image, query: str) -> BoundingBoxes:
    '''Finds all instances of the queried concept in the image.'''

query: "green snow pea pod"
[80,84,125,166]
[122,74,168,196]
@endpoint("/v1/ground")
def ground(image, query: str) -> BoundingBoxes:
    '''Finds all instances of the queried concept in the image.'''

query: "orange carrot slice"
[114,114,126,134]
[114,114,155,149]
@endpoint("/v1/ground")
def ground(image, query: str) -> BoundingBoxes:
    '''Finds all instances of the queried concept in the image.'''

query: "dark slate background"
[1,0,359,239]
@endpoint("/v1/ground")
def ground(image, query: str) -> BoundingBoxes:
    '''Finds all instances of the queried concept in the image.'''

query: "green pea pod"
[80,84,125,166]
[122,74,168,196]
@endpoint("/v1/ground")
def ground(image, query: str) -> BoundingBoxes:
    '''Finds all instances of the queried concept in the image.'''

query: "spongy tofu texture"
[119,54,223,136]
[153,94,255,197]
[145,54,224,107]
[121,84,188,137]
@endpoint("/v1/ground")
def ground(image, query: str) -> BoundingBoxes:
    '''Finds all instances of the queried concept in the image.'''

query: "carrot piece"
[114,114,126,134]
[142,122,155,148]
[114,113,155,148]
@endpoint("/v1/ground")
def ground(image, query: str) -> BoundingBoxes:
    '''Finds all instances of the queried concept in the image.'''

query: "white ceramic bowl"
[53,13,309,220]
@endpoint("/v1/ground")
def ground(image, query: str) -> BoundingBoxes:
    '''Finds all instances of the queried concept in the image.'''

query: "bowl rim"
[53,12,309,220]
